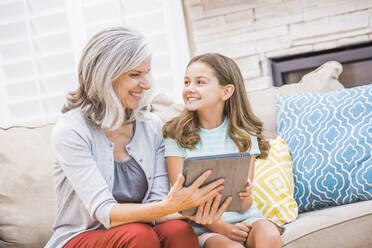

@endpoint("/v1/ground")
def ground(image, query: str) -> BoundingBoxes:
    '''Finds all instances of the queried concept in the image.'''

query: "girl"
[163,53,283,248]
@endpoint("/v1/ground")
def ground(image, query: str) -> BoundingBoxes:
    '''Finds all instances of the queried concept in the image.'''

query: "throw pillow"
[275,85,372,212]
[253,138,298,225]
[247,61,344,139]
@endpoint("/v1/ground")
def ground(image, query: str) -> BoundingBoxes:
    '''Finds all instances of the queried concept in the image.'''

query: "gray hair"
[62,26,153,129]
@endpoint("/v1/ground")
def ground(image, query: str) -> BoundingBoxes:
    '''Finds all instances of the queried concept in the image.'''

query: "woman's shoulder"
[55,108,87,128]
[53,108,93,142]
[137,112,164,133]
[144,111,163,123]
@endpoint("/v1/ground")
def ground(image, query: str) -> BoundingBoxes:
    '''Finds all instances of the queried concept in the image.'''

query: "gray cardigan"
[45,108,169,248]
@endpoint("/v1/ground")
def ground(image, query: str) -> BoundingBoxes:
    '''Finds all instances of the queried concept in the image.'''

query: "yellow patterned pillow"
[253,138,298,224]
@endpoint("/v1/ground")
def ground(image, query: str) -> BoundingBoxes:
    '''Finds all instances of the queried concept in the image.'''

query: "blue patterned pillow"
[275,85,372,212]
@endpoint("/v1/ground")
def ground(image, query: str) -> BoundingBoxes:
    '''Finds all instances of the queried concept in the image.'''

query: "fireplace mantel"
[270,42,372,88]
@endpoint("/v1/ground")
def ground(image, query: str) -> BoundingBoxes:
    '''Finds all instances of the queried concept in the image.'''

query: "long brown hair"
[163,53,269,159]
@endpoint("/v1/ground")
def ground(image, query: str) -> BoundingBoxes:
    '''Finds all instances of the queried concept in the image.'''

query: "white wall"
[183,0,372,91]
[0,0,190,127]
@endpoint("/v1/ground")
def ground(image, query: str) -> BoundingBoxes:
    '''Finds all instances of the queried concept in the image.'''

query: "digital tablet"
[181,152,251,216]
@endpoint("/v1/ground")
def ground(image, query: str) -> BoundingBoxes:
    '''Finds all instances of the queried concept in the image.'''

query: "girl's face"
[113,56,151,110]
[183,61,226,112]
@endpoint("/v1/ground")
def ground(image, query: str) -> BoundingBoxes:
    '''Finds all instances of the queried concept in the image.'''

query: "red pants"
[64,220,199,248]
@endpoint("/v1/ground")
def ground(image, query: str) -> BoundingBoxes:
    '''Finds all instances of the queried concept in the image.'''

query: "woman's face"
[113,56,151,110]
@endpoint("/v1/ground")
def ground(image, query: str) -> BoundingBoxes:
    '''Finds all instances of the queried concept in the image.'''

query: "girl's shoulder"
[248,134,260,155]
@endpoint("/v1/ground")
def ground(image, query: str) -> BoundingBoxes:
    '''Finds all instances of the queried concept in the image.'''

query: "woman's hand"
[225,221,252,244]
[239,178,253,211]
[183,193,232,225]
[164,170,225,213]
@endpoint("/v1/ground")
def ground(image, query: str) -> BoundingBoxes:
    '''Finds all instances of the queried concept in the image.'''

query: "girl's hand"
[165,171,225,213]
[184,193,232,225]
[239,178,253,211]
[239,178,253,200]
[225,221,252,244]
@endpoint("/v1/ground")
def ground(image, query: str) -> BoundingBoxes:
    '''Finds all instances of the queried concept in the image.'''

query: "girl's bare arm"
[241,155,256,211]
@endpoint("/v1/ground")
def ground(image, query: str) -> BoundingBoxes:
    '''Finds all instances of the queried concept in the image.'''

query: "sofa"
[1,61,371,248]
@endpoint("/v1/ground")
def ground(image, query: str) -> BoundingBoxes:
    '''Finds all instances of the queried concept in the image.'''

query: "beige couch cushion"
[282,200,372,248]
[151,61,344,138]
[247,61,344,138]
[0,124,56,248]
[150,93,185,123]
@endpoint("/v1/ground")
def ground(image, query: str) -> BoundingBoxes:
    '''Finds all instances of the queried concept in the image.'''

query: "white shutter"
[0,0,189,127]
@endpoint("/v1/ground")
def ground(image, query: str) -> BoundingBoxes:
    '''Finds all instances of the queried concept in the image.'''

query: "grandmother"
[45,26,227,248]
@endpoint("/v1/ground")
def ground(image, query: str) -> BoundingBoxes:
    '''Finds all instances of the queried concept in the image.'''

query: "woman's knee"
[116,223,160,248]
[167,220,194,235]
[154,220,198,247]
[157,220,195,237]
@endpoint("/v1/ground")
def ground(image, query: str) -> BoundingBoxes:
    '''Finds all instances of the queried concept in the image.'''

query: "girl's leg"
[203,235,245,248]
[245,220,281,248]
[153,219,199,248]
[64,223,160,248]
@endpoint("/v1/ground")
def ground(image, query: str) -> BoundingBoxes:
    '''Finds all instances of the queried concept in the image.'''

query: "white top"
[164,117,263,235]
[45,108,169,248]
